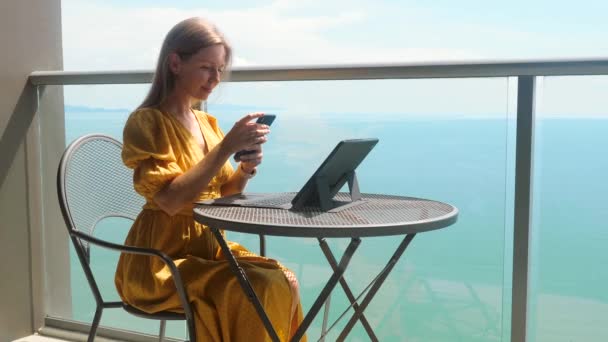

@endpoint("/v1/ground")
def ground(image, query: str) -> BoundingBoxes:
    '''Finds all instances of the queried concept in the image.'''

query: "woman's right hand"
[221,112,271,155]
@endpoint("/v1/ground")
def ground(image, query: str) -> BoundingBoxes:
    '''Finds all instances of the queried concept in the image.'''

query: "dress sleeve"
[122,109,183,199]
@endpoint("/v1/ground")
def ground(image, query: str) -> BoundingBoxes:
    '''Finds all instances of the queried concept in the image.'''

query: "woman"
[115,17,305,341]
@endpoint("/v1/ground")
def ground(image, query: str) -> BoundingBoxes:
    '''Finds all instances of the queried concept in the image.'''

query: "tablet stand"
[313,170,363,212]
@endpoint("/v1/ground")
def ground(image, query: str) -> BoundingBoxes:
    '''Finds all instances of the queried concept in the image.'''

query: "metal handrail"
[29,58,608,85]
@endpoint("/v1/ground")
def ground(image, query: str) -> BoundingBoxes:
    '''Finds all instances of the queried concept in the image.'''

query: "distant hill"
[65,105,131,113]
[65,103,282,113]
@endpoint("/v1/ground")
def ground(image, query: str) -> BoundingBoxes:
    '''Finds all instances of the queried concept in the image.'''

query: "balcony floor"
[13,333,123,342]
[13,336,66,342]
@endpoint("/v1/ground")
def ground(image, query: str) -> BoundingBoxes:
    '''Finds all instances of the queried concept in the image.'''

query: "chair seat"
[123,303,187,321]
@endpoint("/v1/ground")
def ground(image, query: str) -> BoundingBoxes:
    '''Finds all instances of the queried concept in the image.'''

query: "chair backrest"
[57,134,145,256]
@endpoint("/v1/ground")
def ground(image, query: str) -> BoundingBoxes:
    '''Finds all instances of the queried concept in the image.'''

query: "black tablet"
[291,138,379,209]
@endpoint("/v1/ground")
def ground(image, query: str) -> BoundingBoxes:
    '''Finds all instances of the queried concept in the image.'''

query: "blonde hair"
[138,17,232,109]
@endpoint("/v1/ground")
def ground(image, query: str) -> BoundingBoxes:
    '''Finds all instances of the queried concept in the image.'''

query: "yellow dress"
[115,107,305,342]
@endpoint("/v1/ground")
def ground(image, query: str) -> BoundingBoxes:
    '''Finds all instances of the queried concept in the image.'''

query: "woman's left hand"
[239,143,262,173]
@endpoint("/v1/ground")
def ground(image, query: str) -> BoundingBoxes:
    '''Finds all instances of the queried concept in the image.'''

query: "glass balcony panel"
[43,78,513,341]
[529,76,608,342]
[208,78,513,341]
[63,84,149,144]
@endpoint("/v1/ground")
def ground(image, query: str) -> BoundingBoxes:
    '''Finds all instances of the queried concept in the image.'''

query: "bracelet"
[239,164,257,179]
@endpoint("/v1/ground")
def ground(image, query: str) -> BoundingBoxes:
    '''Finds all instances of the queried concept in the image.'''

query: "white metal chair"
[56,134,196,342]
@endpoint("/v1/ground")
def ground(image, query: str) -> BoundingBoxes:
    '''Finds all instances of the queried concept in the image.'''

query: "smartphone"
[255,114,276,126]
[234,114,276,162]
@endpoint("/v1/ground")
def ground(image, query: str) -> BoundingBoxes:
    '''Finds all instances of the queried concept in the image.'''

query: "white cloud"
[62,2,185,71]
[60,0,479,110]
[60,0,608,118]
[61,0,477,71]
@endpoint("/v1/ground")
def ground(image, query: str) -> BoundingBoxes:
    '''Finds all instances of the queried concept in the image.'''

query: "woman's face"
[170,44,226,101]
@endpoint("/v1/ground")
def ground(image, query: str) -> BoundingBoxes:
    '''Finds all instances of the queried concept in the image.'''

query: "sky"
[60,0,608,118]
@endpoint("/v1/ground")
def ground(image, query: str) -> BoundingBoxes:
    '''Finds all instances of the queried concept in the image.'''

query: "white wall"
[0,0,64,340]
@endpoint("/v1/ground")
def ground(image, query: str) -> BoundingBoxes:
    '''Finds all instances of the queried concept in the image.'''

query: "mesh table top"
[194,193,458,238]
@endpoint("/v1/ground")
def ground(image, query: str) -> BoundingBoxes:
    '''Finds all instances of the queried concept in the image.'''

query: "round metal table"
[194,193,458,342]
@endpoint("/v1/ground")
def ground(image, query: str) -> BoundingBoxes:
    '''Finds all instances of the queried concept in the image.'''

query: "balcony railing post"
[511,75,536,342]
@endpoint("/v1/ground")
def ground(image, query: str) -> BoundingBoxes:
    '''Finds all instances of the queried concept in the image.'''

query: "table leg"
[318,238,379,341]
[259,233,266,256]
[209,226,281,342]
[320,292,331,342]
[337,233,417,341]
[290,237,361,342]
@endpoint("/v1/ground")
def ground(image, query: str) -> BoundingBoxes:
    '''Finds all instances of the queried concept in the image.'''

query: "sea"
[62,105,608,342]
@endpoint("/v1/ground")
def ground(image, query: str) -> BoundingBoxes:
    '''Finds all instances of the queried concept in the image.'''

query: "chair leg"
[187,318,196,342]
[88,306,103,342]
[159,320,166,342]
